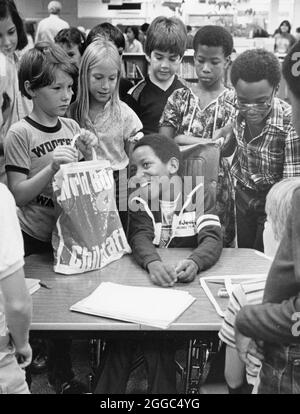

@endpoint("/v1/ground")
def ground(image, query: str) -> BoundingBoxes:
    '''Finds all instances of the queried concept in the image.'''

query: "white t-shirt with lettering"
[4,116,80,241]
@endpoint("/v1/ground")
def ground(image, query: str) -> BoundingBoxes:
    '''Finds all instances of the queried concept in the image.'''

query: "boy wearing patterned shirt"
[234,41,300,395]
[223,49,300,252]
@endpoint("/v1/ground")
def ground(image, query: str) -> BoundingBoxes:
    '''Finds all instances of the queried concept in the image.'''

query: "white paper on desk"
[25,278,41,295]
[200,274,267,317]
[70,282,196,329]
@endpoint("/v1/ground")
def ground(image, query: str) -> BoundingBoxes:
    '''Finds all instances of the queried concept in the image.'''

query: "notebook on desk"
[70,281,196,329]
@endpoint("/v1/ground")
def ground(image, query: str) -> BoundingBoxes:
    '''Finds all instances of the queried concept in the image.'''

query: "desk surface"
[25,248,271,332]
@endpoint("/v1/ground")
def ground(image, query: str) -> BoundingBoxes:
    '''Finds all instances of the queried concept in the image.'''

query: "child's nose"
[160,59,169,68]
[101,78,109,89]
[202,62,211,72]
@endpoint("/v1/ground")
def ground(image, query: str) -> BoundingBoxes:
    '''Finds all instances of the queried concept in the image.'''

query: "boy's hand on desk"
[147,261,177,287]
[176,259,198,283]
[51,145,78,172]
[77,129,98,160]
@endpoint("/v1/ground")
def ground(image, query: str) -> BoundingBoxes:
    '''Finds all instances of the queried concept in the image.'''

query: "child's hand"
[147,260,177,287]
[15,342,32,369]
[213,124,234,149]
[76,128,98,160]
[175,259,198,283]
[51,145,78,172]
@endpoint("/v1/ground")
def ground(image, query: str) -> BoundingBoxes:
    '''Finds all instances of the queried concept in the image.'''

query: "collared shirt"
[231,97,300,191]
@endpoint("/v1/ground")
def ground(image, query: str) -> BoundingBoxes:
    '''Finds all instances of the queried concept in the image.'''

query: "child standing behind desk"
[124,16,187,135]
[159,25,236,247]
[93,134,222,394]
[69,38,143,230]
[4,42,96,394]
[0,184,32,394]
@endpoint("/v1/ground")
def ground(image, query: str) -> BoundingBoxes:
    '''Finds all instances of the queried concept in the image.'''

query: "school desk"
[25,248,271,393]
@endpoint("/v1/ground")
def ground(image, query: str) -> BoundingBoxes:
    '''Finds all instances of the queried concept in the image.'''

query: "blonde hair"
[266,177,300,241]
[73,37,121,130]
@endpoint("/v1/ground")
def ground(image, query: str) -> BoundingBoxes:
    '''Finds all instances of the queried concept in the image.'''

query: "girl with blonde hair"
[69,38,143,229]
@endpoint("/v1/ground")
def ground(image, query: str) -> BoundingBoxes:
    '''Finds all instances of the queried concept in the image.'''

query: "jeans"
[258,343,300,394]
[0,337,30,394]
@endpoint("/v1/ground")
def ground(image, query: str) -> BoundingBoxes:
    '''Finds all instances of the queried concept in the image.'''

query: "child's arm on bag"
[7,146,77,206]
[76,128,98,160]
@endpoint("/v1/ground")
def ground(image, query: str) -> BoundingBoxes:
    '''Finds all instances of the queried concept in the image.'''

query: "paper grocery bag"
[52,158,131,274]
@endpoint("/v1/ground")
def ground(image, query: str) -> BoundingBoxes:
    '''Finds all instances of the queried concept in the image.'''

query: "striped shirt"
[218,280,266,385]
[230,97,300,191]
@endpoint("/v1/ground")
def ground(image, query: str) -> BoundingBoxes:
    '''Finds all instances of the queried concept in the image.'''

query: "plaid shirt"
[231,97,300,191]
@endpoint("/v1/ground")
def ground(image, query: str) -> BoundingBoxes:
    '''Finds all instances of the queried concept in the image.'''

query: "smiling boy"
[124,16,187,134]
[225,49,300,251]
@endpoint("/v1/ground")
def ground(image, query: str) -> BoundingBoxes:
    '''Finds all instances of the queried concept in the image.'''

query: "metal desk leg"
[184,338,222,394]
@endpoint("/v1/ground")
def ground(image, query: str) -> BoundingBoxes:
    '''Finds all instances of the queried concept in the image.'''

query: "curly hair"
[193,25,233,57]
[282,41,300,99]
[231,49,281,87]
[134,134,183,176]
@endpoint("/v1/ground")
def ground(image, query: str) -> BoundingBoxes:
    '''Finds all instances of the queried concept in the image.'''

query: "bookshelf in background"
[179,50,198,83]
[122,51,199,84]
[122,53,148,84]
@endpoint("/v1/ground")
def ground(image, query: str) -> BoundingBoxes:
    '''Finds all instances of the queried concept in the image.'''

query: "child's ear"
[168,157,179,175]
[224,55,231,70]
[24,81,35,98]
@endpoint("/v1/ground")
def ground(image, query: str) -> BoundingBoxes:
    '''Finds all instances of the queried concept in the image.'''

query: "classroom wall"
[15,0,78,27]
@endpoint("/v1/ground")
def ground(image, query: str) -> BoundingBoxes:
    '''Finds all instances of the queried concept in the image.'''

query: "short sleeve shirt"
[5,116,80,241]
[0,184,24,339]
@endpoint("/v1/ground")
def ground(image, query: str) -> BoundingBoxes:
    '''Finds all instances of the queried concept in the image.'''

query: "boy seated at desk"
[93,134,222,394]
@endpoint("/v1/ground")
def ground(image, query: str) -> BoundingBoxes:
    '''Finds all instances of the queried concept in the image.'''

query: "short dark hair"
[231,49,281,87]
[54,27,86,55]
[296,27,300,34]
[133,134,183,176]
[86,22,125,51]
[126,25,139,40]
[193,25,233,57]
[145,16,187,58]
[0,0,28,50]
[282,41,300,99]
[19,42,77,99]
[140,23,149,34]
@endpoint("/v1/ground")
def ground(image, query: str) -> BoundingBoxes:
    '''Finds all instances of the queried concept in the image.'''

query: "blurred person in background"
[35,1,69,43]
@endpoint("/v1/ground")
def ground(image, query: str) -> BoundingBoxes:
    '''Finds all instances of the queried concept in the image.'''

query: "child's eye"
[8,28,16,35]
[109,77,117,81]
[143,162,150,169]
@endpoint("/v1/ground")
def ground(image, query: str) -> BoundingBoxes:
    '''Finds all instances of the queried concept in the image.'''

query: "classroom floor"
[30,339,228,395]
